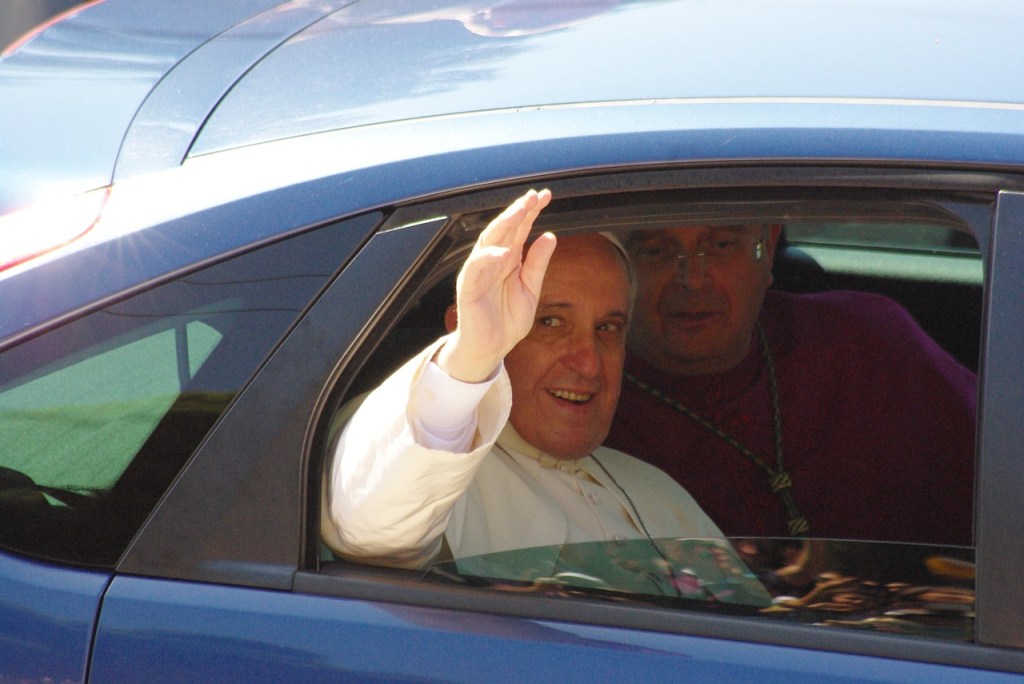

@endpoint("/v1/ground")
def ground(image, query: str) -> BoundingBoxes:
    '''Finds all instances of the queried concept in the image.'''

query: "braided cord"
[625,322,809,537]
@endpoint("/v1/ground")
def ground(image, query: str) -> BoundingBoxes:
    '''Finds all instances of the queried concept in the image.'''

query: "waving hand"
[436,189,555,382]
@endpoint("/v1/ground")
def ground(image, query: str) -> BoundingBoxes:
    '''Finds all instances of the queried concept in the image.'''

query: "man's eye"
[635,245,669,260]
[597,321,624,333]
[538,316,563,328]
[707,238,740,255]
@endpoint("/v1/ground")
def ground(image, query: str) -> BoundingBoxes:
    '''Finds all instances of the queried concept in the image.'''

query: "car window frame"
[297,173,1024,673]
[117,211,446,588]
[974,189,1024,648]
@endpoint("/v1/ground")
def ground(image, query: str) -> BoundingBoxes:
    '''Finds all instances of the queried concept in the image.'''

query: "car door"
[88,171,1024,681]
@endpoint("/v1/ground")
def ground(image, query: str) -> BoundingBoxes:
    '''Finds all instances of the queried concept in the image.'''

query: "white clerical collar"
[496,423,587,475]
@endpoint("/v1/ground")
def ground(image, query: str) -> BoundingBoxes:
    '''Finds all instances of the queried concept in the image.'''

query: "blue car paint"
[0,552,110,682]
[193,0,1024,155]
[91,575,1022,683]
[0,0,284,214]
[6,92,1021,345]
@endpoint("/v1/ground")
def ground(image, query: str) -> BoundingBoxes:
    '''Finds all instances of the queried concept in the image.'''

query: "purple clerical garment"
[607,290,976,546]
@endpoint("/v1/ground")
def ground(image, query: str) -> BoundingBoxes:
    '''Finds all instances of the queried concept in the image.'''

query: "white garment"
[321,336,722,570]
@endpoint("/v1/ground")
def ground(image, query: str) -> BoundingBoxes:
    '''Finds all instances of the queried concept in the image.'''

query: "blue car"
[1,0,1023,681]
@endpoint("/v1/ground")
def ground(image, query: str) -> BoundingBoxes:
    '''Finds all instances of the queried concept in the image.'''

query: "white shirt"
[321,336,723,571]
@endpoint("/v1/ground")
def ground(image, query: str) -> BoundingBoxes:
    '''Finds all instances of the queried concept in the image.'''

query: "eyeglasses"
[631,233,765,271]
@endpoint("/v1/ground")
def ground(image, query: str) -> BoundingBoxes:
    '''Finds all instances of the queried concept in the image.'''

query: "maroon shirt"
[607,290,977,546]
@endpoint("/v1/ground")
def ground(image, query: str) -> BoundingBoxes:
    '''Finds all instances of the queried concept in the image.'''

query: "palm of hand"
[438,189,555,383]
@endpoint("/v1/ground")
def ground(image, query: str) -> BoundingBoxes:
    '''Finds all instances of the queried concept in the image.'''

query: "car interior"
[344,190,982,397]
[318,188,982,641]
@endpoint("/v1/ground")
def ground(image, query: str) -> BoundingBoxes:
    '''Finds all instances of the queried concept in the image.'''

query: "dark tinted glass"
[0,226,344,566]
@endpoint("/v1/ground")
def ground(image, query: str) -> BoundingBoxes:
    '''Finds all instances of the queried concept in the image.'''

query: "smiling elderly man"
[321,190,721,571]
[606,224,976,546]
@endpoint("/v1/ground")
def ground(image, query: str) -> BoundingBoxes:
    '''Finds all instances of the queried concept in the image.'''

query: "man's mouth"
[666,310,718,323]
[548,389,594,405]
[668,308,714,316]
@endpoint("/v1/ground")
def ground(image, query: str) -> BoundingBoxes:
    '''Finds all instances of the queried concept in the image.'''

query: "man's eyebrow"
[626,229,667,248]
[708,225,755,234]
[535,302,628,319]
[536,301,573,311]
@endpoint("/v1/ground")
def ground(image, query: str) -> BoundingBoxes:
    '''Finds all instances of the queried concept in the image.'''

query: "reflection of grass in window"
[0,321,221,492]
[2,398,180,489]
[785,223,978,255]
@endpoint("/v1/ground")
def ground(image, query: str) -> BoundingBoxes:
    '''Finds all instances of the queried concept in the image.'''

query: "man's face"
[627,225,780,375]
[504,234,631,460]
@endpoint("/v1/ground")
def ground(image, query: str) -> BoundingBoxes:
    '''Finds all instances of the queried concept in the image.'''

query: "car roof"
[0,0,286,214]
[192,0,1024,156]
[3,0,1024,216]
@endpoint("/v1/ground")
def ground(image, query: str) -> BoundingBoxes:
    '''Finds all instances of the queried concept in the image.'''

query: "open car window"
[774,220,981,371]
[318,188,982,649]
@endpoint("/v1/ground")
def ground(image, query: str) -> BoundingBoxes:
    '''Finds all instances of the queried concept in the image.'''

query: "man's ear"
[764,224,784,262]
[760,224,784,289]
[444,304,458,333]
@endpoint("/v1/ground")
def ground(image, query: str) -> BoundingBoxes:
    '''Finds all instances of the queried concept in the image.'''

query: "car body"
[1,0,1024,681]
[0,0,84,52]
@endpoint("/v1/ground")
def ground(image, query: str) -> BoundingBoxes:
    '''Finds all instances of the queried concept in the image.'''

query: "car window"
[785,222,979,254]
[774,220,982,371]
[317,191,982,648]
[429,538,975,642]
[1,320,223,492]
[0,226,343,567]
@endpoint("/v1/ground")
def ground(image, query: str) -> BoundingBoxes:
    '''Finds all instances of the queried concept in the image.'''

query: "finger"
[502,188,551,268]
[530,188,552,216]
[511,188,552,249]
[478,190,539,248]
[519,232,557,298]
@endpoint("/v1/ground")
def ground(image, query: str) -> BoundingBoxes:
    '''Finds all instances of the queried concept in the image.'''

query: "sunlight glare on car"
[0,187,109,272]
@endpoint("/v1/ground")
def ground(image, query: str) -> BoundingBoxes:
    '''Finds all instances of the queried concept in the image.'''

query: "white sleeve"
[321,339,511,568]
[409,360,499,453]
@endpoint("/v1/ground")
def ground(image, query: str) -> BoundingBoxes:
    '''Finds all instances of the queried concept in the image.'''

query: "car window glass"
[774,220,981,370]
[0,321,222,492]
[785,222,978,253]
[319,197,982,647]
[428,538,975,643]
[0,226,344,567]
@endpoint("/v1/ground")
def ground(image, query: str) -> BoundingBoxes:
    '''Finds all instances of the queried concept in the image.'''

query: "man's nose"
[674,252,707,290]
[562,331,601,376]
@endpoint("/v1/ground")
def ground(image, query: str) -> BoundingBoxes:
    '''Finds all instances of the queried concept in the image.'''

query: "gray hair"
[598,231,637,318]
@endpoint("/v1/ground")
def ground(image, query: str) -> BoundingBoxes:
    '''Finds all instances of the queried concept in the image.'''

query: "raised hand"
[436,189,555,382]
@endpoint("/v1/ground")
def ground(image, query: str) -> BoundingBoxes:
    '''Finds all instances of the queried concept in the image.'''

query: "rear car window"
[1,320,223,492]
[0,226,342,567]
